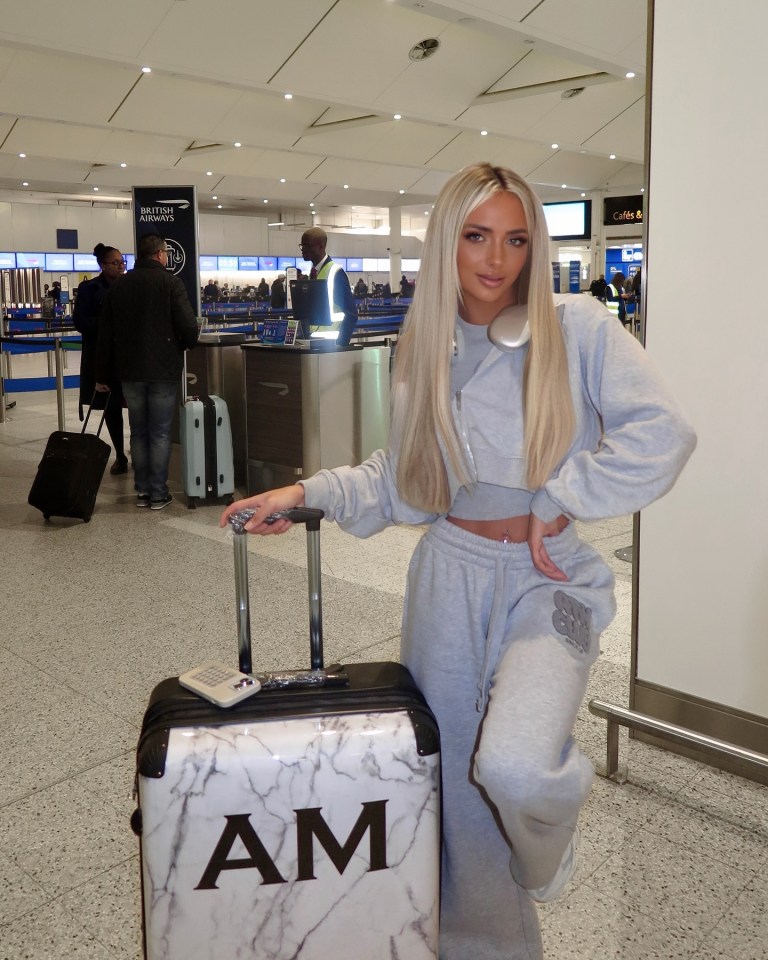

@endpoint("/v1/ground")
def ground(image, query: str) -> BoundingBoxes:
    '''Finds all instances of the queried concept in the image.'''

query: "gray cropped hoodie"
[299,294,696,535]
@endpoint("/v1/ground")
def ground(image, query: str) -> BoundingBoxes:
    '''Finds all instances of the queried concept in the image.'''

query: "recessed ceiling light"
[561,184,568,189]
[551,143,559,149]
[310,202,314,207]
[343,184,349,189]
[263,199,268,203]
[93,187,99,191]
[120,162,127,168]
[212,195,217,200]
[234,142,242,148]
[284,93,293,100]
[22,181,29,186]
[18,152,25,158]
[480,130,488,136]
[393,114,402,120]
[640,187,645,192]
[217,204,222,209]
[280,178,286,183]
[424,211,429,215]
[581,192,586,197]
[609,154,616,159]
[625,71,636,79]
[206,171,213,176]
[141,66,151,73]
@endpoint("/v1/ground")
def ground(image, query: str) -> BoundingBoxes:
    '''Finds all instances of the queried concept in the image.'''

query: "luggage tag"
[179,660,261,708]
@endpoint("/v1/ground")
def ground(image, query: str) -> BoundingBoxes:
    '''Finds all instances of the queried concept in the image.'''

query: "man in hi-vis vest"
[299,227,358,345]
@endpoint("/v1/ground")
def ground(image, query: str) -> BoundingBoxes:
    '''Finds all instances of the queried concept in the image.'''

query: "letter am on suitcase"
[132,508,441,960]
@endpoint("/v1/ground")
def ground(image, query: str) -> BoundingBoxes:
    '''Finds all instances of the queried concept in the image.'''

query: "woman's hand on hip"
[527,513,570,581]
[219,484,306,535]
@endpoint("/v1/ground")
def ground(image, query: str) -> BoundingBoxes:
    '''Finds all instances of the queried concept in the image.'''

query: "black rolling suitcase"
[28,397,111,522]
[133,508,441,960]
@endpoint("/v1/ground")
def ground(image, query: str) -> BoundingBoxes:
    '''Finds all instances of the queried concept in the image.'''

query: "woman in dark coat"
[72,243,128,473]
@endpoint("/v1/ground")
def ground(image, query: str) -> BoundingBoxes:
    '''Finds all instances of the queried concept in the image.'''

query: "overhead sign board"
[604,195,644,226]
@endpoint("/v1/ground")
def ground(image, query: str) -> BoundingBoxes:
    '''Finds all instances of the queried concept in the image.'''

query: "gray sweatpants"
[400,518,616,960]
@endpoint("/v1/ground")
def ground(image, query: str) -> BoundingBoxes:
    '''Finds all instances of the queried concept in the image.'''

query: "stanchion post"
[0,336,6,424]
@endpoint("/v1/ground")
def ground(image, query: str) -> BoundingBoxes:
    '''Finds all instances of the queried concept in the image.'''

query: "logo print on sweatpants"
[552,591,592,654]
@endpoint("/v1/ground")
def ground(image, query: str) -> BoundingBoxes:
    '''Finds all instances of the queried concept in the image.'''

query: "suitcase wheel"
[83,516,91,523]
[187,497,197,510]
[43,514,51,521]
[225,495,234,506]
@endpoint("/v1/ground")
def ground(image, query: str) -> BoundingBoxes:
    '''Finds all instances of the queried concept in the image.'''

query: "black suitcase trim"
[137,663,440,778]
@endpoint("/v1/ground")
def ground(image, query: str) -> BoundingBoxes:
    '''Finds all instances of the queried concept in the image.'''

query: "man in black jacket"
[96,233,199,510]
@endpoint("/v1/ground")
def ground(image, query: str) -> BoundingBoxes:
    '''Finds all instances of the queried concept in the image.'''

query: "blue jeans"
[122,381,178,500]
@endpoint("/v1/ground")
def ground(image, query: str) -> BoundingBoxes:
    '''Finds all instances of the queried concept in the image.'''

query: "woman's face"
[101,250,125,282]
[456,192,529,324]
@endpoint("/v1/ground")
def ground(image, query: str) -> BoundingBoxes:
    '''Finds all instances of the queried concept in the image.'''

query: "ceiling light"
[93,187,99,191]
[212,195,217,200]
[217,204,222,209]
[561,184,567,189]
[581,192,586,197]
[640,187,645,192]
[399,189,405,195]
[120,162,127,168]
[309,202,314,207]
[480,130,488,136]
[551,143,559,149]
[393,114,402,120]
[609,154,616,160]
[22,181,29,186]
[268,221,285,226]
[18,152,25,158]
[234,141,242,148]
[141,66,151,73]
[625,72,636,79]
[284,93,293,99]
[263,199,268,203]
[280,178,286,183]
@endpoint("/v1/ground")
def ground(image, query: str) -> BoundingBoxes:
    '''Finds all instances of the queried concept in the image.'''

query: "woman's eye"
[508,237,527,247]
[464,231,484,241]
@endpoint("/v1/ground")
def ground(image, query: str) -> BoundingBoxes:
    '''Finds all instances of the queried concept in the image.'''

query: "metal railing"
[588,698,768,781]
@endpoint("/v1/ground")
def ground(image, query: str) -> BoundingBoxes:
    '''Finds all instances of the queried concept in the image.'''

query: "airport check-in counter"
[185,331,250,485]
[242,342,390,494]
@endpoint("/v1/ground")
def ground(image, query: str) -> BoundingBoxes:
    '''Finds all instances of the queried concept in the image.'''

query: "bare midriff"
[447,514,532,543]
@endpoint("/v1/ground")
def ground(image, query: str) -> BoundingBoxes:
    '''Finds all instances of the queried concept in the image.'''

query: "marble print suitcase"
[133,508,440,960]
[180,394,235,508]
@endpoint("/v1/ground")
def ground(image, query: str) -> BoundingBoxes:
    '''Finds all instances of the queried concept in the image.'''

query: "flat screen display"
[17,252,46,269]
[45,253,74,272]
[74,253,99,271]
[0,253,16,269]
[125,255,136,271]
[258,256,277,271]
[543,201,592,241]
[290,279,332,330]
[217,256,239,271]
[277,257,296,270]
[238,256,259,270]
[346,257,363,272]
[199,255,218,272]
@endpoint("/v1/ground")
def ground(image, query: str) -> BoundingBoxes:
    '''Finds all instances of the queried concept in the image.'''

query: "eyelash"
[463,231,527,246]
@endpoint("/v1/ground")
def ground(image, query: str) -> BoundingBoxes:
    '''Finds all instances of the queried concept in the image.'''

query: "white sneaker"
[526,827,580,903]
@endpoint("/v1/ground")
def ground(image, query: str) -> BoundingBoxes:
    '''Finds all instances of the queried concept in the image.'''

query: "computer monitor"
[289,279,332,338]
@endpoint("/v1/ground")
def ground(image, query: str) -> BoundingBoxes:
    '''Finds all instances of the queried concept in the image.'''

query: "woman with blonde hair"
[222,163,695,959]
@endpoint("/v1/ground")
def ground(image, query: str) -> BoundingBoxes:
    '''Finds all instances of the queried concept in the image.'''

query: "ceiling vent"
[409,38,440,62]
[561,87,585,100]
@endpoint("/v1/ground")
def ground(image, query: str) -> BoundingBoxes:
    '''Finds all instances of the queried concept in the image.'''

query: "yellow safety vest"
[316,259,346,327]
[605,284,621,319]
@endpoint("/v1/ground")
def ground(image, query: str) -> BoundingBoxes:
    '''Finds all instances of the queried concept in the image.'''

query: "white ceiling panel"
[523,80,645,148]
[426,131,553,176]
[213,177,322,203]
[492,49,612,90]
[602,162,645,189]
[270,0,444,103]
[95,130,189,167]
[0,48,138,125]
[371,23,530,120]
[0,1,170,59]
[137,0,335,87]
[3,156,93,181]
[459,92,563,138]
[527,152,630,190]
[524,0,646,60]
[111,74,242,138]
[0,114,19,144]
[3,119,110,163]
[582,97,645,161]
[293,120,456,167]
[210,91,323,149]
[310,156,426,192]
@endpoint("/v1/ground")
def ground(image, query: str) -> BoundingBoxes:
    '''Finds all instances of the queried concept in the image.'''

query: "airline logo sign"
[603,195,644,226]
[133,185,200,312]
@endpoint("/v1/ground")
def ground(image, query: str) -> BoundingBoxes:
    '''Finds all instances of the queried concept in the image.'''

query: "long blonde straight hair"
[393,162,575,513]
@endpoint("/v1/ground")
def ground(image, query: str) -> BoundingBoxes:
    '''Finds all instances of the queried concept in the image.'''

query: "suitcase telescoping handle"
[228,507,346,689]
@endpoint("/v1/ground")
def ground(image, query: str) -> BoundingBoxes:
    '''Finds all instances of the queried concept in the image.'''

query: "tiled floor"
[1,359,767,959]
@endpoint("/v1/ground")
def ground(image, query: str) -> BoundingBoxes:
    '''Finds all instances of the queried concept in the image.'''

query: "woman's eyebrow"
[463,222,529,236]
